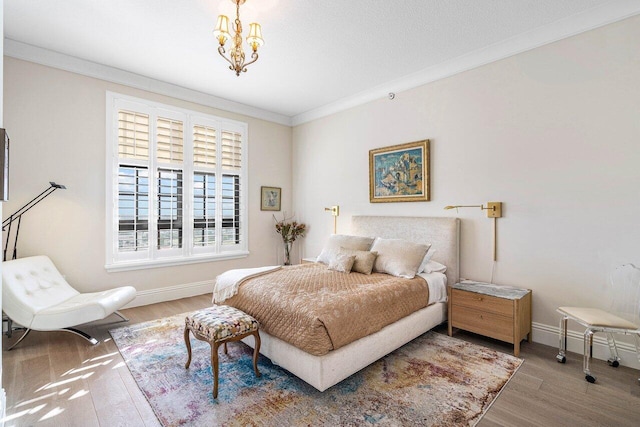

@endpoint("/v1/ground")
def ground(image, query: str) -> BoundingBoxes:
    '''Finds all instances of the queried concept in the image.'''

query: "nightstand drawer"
[451,307,514,343]
[451,289,513,317]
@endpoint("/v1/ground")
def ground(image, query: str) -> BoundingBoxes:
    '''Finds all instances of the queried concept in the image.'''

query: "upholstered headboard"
[351,216,460,286]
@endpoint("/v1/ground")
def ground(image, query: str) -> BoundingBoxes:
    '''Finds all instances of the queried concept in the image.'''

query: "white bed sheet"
[420,271,448,304]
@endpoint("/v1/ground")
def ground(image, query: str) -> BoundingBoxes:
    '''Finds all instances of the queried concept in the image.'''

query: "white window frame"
[105,92,249,272]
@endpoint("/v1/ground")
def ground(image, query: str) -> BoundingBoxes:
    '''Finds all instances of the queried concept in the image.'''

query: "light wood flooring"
[3,295,640,426]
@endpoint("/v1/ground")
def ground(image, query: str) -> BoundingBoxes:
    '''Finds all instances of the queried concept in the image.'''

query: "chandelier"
[214,0,264,76]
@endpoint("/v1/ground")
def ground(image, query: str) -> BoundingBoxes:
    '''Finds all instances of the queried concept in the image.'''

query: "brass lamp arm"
[444,204,484,210]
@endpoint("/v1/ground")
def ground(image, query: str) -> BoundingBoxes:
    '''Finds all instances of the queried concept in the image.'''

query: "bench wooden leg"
[212,341,220,399]
[252,331,261,378]
[184,327,192,369]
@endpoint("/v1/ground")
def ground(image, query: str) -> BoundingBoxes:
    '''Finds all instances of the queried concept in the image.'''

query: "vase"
[283,241,292,266]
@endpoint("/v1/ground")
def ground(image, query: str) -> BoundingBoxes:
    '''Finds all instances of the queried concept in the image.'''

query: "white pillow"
[370,238,431,279]
[423,260,447,274]
[316,234,375,265]
[328,253,356,273]
[418,248,436,273]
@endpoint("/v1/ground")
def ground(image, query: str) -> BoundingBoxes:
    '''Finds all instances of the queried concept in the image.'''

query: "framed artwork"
[260,186,281,211]
[369,139,430,203]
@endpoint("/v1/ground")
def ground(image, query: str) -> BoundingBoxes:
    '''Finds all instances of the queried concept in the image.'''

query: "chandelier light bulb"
[214,15,230,45]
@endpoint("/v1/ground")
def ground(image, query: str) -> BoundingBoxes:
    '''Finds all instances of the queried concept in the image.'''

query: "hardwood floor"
[3,295,639,426]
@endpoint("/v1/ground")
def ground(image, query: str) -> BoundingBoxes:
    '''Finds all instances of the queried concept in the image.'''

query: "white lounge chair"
[2,255,136,350]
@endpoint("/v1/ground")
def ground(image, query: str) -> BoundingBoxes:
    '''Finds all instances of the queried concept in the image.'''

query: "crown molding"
[4,39,292,127]
[291,0,640,126]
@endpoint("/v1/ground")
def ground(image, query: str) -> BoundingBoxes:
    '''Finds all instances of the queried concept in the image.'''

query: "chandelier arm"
[218,46,237,69]
[242,51,259,69]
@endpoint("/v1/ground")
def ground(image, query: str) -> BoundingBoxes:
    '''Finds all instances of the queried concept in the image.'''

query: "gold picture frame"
[369,139,430,203]
[260,186,281,211]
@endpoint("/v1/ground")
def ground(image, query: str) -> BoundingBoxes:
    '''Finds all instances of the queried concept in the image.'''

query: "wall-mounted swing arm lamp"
[444,202,503,261]
[324,205,339,234]
[2,181,67,261]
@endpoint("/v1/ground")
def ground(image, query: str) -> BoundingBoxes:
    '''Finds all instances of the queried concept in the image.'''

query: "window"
[106,93,248,271]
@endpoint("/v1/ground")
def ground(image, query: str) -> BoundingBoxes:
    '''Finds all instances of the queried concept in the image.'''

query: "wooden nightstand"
[448,280,532,357]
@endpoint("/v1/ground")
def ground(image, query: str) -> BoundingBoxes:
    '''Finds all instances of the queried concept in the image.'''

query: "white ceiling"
[5,1,640,125]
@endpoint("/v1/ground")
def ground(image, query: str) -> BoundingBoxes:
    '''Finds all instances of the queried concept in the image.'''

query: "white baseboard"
[122,279,213,309]
[532,322,640,371]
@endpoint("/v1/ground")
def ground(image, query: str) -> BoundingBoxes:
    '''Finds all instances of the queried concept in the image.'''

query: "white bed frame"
[242,215,460,391]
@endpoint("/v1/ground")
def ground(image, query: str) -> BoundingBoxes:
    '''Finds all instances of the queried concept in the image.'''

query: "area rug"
[110,313,522,427]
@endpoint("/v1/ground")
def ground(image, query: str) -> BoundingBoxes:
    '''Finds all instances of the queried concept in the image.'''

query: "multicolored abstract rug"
[110,313,522,426]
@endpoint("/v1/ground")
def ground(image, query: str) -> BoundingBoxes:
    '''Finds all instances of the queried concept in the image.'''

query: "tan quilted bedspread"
[224,263,430,356]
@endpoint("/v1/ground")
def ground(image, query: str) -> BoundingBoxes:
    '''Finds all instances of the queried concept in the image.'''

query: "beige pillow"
[337,247,378,274]
[328,253,356,273]
[370,238,431,279]
[316,234,375,264]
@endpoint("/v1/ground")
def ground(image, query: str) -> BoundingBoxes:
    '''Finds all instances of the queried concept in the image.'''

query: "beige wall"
[293,16,640,334]
[3,57,292,297]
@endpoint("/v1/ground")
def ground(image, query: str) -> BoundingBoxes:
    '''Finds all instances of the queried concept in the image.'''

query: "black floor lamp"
[2,181,66,261]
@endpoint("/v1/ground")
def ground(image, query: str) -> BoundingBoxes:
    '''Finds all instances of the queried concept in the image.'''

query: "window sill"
[105,251,250,273]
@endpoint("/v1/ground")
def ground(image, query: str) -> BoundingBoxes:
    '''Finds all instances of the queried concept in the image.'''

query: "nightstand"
[448,280,532,357]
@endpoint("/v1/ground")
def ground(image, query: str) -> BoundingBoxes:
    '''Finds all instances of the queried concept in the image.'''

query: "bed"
[225,215,460,391]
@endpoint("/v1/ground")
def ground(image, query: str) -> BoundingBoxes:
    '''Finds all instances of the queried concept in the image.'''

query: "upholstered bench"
[184,305,261,398]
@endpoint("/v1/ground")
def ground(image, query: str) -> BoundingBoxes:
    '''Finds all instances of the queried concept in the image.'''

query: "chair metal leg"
[8,326,99,350]
[584,329,596,383]
[556,316,567,363]
[5,316,13,338]
[605,333,621,367]
[113,311,130,322]
[7,328,32,351]
[60,328,99,345]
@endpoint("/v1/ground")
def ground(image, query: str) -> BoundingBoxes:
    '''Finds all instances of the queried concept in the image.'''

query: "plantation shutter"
[193,172,216,247]
[118,110,149,160]
[157,117,184,163]
[221,130,242,170]
[157,168,183,249]
[156,117,184,250]
[193,125,217,167]
[117,166,149,252]
[107,93,248,270]
[221,174,240,245]
[117,110,150,253]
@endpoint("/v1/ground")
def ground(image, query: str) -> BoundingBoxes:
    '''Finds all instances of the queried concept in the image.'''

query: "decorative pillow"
[422,260,447,274]
[316,234,375,264]
[328,253,356,273]
[337,247,378,275]
[370,238,431,279]
[418,248,436,273]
